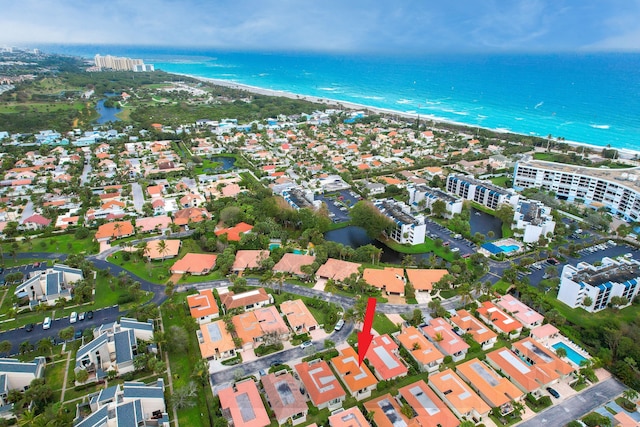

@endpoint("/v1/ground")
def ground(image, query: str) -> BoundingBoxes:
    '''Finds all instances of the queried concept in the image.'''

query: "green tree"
[59,327,74,342]
[431,199,447,218]
[495,203,515,227]
[37,338,52,356]
[349,201,395,238]
[555,346,567,359]
[0,340,11,356]
[75,369,89,383]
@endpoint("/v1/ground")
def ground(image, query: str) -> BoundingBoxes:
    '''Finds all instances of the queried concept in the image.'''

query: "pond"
[325,225,413,264]
[205,156,236,171]
[469,207,503,240]
[94,98,122,124]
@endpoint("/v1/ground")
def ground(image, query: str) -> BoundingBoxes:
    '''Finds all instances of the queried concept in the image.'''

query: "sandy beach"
[174,73,640,160]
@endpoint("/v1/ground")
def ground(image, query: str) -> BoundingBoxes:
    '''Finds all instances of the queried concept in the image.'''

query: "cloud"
[0,0,638,52]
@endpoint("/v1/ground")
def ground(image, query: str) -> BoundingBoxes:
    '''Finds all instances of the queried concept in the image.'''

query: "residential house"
[476,301,523,339]
[497,295,544,329]
[429,369,491,423]
[144,239,181,261]
[363,394,409,427]
[215,222,254,242]
[422,318,469,362]
[280,299,319,333]
[22,214,51,230]
[135,215,172,234]
[456,358,524,413]
[272,253,316,277]
[315,258,361,283]
[449,309,497,350]
[219,380,270,427]
[219,287,273,313]
[328,407,370,427]
[331,347,377,401]
[74,379,170,427]
[15,264,83,306]
[231,250,270,273]
[363,267,405,296]
[398,380,460,427]
[187,289,220,324]
[179,193,203,208]
[486,347,558,396]
[405,268,448,293]
[234,306,289,350]
[295,359,346,410]
[511,338,574,381]
[395,326,444,373]
[261,372,308,425]
[197,319,236,360]
[530,324,560,346]
[94,221,134,242]
[365,334,408,381]
[170,253,217,275]
[173,207,210,227]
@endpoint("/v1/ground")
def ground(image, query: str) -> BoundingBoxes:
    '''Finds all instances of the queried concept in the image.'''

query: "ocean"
[48,45,640,152]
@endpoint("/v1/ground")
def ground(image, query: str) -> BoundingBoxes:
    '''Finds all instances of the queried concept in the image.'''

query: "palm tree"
[156,240,169,264]
[555,347,567,359]
[37,338,52,356]
[623,389,639,405]
[0,340,12,356]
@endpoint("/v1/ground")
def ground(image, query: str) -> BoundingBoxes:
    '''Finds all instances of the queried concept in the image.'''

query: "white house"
[14,264,83,306]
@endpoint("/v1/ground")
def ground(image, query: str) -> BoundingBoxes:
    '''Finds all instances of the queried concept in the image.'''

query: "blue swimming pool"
[553,342,587,366]
[498,244,520,253]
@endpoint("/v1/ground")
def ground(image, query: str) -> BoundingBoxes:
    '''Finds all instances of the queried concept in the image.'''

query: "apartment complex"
[408,184,463,218]
[374,199,426,245]
[513,159,640,222]
[446,174,519,210]
[94,54,154,72]
[558,256,640,312]
[513,199,556,243]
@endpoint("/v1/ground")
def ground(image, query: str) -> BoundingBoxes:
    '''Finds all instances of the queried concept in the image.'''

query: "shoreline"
[170,72,640,159]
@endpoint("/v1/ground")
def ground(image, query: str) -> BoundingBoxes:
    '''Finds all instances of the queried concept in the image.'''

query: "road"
[131,183,145,213]
[79,161,92,185]
[517,377,627,427]
[21,201,34,223]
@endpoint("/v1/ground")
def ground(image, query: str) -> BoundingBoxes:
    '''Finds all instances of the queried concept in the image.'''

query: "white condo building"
[513,200,556,243]
[408,184,463,218]
[446,174,519,210]
[558,256,640,312]
[374,199,426,245]
[513,159,640,222]
[94,55,153,72]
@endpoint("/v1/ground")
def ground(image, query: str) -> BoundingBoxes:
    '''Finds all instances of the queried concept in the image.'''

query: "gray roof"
[0,374,6,394]
[76,334,108,362]
[123,383,164,400]
[115,400,143,427]
[53,264,83,276]
[74,405,109,427]
[120,317,153,332]
[14,275,39,295]
[114,330,135,363]
[46,272,62,296]
[0,357,44,376]
[96,384,118,404]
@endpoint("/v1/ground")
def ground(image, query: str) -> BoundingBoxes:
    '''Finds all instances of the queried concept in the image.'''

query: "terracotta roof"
[456,358,524,408]
[328,407,370,427]
[215,222,254,241]
[405,269,448,292]
[95,221,134,240]
[398,380,459,427]
[23,214,51,226]
[144,239,181,260]
[232,250,270,271]
[261,372,307,422]
[173,207,210,225]
[222,183,242,197]
[449,309,497,346]
[364,394,409,427]
[530,324,559,341]
[135,215,172,233]
[485,347,553,393]
[497,295,544,328]
[187,289,219,319]
[220,287,272,311]
[363,267,405,294]
[477,301,523,334]
[218,381,270,427]
[171,253,217,275]
[396,326,444,367]
[273,253,316,276]
[280,299,318,333]
[147,185,163,196]
[331,347,377,394]
[366,334,408,380]
[254,305,289,335]
[429,369,491,417]
[316,258,361,282]
[294,360,345,407]
[198,320,235,359]
[422,318,469,356]
[512,337,574,378]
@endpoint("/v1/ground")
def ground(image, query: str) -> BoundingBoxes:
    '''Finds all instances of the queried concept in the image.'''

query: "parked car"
[25,323,34,332]
[334,319,345,331]
[546,387,560,398]
[270,360,283,367]
[86,310,94,320]
[69,312,78,324]
[74,329,83,340]
[78,312,85,321]
[300,341,313,349]
[43,317,51,330]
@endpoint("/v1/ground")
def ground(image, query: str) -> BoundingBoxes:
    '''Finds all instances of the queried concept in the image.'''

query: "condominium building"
[408,184,463,218]
[446,174,519,210]
[374,199,426,245]
[513,199,556,243]
[558,256,640,312]
[513,159,640,222]
[94,54,154,72]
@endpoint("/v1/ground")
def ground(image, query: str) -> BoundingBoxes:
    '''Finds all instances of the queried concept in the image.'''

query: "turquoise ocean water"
[49,45,640,151]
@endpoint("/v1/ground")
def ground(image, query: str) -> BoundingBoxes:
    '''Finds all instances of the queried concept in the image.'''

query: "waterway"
[94,98,122,124]
[205,156,236,172]
[325,226,407,264]
[469,207,503,240]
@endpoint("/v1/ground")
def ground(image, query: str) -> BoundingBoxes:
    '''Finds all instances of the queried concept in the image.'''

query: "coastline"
[171,72,640,159]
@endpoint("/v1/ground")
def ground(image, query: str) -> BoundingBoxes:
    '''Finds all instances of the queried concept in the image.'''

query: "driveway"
[80,162,92,185]
[131,183,145,213]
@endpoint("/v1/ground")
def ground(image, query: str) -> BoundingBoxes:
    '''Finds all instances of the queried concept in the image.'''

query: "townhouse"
[476,301,523,338]
[15,264,83,306]
[261,372,308,425]
[219,380,270,427]
[496,295,544,329]
[295,359,346,410]
[365,334,408,381]
[395,326,444,373]
[429,369,491,423]
[398,380,460,427]
[197,319,236,361]
[456,358,524,413]
[186,289,220,324]
[330,347,378,401]
[218,287,273,313]
[449,309,498,350]
[422,318,470,362]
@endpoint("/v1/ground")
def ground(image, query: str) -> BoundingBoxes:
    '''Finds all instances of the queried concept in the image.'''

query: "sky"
[2,0,640,53]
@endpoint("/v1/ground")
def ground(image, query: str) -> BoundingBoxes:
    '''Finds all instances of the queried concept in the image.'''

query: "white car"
[334,319,345,331]
[70,312,78,324]
[300,341,313,349]
[43,317,51,330]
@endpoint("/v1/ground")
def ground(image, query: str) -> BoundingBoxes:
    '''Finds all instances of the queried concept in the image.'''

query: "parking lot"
[315,189,361,223]
[423,218,477,257]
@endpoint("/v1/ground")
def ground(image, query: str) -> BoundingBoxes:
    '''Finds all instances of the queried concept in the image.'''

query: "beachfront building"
[395,326,444,373]
[513,159,640,222]
[219,380,270,427]
[558,256,640,312]
[261,372,308,426]
[496,295,544,329]
[513,199,556,243]
[373,199,426,245]
[14,264,83,306]
[408,184,463,218]
[429,369,491,424]
[295,359,346,410]
[446,174,519,210]
[456,358,524,414]
[331,347,378,401]
[422,318,470,362]
[449,309,498,350]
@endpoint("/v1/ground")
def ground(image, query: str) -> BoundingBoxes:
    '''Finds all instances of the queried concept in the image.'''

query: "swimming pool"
[498,244,520,253]
[553,342,587,366]
[269,243,281,250]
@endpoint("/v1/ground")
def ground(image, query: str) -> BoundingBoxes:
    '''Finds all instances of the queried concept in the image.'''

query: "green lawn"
[379,237,455,261]
[108,252,171,284]
[45,359,67,394]
[1,233,97,255]
[194,159,224,175]
[372,313,399,335]
[492,280,513,295]
[490,176,512,188]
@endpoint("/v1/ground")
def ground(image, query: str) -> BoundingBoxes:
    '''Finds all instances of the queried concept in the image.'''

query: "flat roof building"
[429,369,491,423]
[456,358,524,412]
[476,301,523,338]
[395,326,444,373]
[449,309,497,350]
[496,295,544,329]
[398,380,460,427]
[261,372,308,426]
[365,334,408,381]
[364,394,409,427]
[219,380,270,427]
[294,359,345,410]
[422,318,469,362]
[186,289,219,324]
[331,347,378,401]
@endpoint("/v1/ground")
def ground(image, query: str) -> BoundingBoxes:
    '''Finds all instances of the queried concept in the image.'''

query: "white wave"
[396,99,412,104]
[534,101,544,109]
[495,127,511,133]
[405,110,417,114]
[258,73,268,77]
[318,87,340,92]
[514,117,524,121]
[590,124,610,130]
[352,94,385,100]
[441,108,469,116]
[477,115,487,119]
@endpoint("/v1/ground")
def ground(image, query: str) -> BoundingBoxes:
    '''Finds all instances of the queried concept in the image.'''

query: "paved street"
[518,378,627,427]
[131,182,145,213]
[79,161,92,185]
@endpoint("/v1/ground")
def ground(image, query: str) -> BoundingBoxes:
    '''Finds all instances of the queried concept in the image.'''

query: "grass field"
[1,233,97,256]
[490,176,512,188]
[379,237,455,261]
[372,313,399,335]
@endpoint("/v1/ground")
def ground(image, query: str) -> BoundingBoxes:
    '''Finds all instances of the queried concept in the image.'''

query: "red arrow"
[357,297,377,366]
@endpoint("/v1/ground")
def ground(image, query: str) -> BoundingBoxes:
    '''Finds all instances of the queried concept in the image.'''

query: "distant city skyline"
[2,0,640,53]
